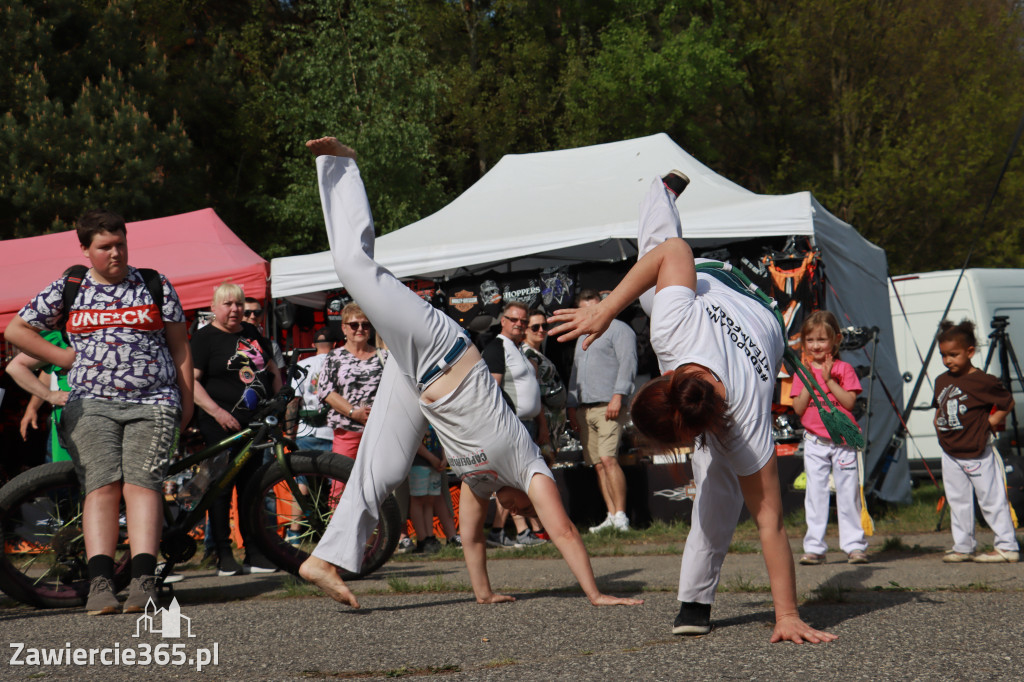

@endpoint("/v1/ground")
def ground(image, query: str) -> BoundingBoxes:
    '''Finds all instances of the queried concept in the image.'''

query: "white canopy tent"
[271,133,910,503]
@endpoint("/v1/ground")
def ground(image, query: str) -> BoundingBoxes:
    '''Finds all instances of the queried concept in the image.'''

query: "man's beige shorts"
[578,404,627,466]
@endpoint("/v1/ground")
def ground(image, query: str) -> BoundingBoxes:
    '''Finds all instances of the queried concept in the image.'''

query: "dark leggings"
[198,416,264,557]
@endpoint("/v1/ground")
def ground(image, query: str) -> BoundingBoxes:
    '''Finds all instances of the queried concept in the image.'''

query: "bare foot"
[299,555,360,608]
[306,137,357,160]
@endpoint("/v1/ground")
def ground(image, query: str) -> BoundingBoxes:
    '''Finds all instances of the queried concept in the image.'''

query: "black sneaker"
[243,551,278,574]
[672,601,711,635]
[413,537,442,555]
[662,170,690,198]
[217,552,243,577]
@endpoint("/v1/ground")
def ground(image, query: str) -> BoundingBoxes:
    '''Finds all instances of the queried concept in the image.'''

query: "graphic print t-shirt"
[932,370,1012,458]
[18,267,185,406]
[191,322,274,415]
[649,268,784,477]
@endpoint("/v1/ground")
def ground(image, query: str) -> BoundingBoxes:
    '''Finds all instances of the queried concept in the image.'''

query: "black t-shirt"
[191,322,275,415]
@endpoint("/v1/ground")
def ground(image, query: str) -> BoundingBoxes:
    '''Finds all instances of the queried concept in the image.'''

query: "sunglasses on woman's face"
[346,321,373,331]
[528,323,547,332]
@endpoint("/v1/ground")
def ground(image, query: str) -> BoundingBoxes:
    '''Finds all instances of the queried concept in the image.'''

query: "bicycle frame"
[159,406,322,561]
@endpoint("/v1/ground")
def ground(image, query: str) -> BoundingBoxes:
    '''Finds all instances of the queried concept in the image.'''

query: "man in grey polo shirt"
[567,289,637,532]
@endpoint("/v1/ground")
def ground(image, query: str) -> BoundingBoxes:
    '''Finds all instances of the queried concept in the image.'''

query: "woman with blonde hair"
[316,302,387,459]
[191,281,282,575]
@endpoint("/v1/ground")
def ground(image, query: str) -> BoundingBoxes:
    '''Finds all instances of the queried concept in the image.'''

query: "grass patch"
[879,536,926,553]
[720,574,771,593]
[806,578,852,604]
[385,574,470,594]
[483,658,517,669]
[273,575,322,598]
[728,540,760,554]
[946,581,995,593]
[871,581,912,592]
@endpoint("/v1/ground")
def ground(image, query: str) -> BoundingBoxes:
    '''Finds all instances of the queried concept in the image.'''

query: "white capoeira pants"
[801,435,867,555]
[677,444,745,604]
[635,177,749,605]
[310,155,543,573]
[941,445,1019,554]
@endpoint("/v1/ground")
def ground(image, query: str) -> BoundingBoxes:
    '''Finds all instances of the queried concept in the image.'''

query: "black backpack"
[59,264,165,343]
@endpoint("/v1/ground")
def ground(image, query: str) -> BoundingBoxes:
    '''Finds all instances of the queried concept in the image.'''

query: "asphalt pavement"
[2,532,1023,681]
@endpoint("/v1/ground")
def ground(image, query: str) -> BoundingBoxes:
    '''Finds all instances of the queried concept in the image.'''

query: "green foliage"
[0,0,200,238]
[249,0,449,257]
[2,0,1024,271]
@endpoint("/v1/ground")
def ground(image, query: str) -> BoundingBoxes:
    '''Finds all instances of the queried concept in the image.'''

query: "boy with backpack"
[5,209,194,614]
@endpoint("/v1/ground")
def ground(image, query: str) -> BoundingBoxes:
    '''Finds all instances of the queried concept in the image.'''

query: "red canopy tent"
[0,208,268,334]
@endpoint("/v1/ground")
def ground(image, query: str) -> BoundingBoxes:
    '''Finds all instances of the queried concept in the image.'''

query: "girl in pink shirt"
[790,310,868,565]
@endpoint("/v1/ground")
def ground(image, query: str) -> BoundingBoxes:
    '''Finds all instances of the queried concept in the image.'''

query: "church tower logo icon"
[133,598,196,639]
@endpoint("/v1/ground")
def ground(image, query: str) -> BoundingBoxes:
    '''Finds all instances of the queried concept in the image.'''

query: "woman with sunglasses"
[316,303,387,460]
[297,137,641,611]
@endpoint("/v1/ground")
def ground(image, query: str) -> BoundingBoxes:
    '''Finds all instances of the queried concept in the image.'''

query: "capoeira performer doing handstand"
[298,138,642,610]
[549,173,837,644]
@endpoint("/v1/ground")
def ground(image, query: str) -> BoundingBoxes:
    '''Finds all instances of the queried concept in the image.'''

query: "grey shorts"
[60,399,180,494]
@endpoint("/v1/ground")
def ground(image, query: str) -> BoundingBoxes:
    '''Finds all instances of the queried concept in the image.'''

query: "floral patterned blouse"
[316,347,388,432]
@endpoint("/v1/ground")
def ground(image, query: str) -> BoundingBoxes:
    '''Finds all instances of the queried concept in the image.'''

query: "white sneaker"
[589,514,614,534]
[612,511,630,532]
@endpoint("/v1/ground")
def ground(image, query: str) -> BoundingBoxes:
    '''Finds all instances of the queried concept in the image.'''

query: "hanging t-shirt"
[790,360,862,439]
[933,370,1012,459]
[649,269,784,477]
[18,267,185,407]
[191,322,274,415]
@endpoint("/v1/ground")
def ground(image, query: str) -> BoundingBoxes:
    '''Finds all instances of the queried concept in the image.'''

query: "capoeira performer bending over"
[549,173,837,643]
[298,138,641,610]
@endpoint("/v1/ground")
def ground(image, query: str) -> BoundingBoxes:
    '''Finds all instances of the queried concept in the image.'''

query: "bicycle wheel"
[241,450,401,580]
[0,462,131,608]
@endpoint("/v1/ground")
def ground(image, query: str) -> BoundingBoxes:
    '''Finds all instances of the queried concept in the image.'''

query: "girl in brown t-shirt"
[933,319,1018,563]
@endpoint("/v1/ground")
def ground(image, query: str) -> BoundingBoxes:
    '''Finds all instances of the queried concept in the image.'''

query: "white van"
[889,269,1024,479]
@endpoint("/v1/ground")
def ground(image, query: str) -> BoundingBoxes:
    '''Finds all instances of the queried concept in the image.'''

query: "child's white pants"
[942,445,1019,554]
[801,435,867,555]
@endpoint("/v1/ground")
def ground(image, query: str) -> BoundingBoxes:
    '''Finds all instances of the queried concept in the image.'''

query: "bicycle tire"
[241,450,401,580]
[0,462,131,608]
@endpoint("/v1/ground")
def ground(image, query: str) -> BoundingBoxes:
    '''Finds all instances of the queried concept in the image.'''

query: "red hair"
[630,367,732,446]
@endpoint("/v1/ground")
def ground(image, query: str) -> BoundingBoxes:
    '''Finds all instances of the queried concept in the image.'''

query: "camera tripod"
[982,315,1023,457]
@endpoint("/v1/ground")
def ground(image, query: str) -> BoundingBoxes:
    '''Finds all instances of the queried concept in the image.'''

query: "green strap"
[694,262,864,448]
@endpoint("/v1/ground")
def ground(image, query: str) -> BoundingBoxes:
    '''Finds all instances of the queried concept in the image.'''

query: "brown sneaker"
[848,550,869,564]
[123,576,159,614]
[86,576,121,615]
[799,553,826,565]
[973,548,1019,563]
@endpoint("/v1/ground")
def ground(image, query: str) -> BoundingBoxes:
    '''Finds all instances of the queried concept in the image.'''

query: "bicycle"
[0,365,402,608]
